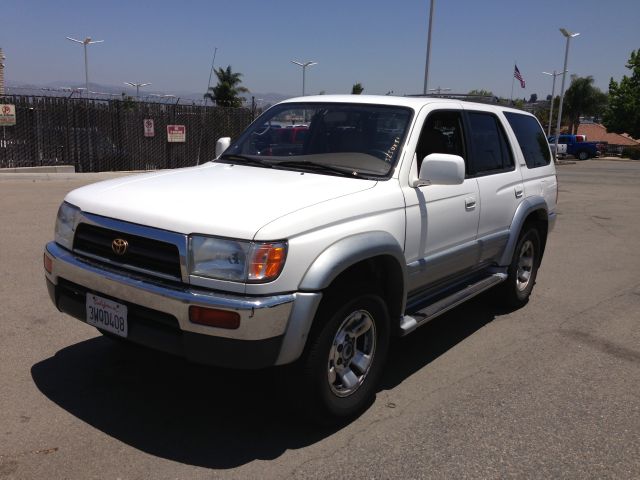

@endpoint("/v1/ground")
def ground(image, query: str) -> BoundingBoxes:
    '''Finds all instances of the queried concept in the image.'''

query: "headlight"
[54,202,80,250]
[190,236,287,283]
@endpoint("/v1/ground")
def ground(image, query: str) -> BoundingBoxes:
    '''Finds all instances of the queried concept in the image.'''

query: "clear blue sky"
[2,0,639,99]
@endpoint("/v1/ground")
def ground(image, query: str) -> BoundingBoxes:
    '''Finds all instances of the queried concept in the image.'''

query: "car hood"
[65,162,376,239]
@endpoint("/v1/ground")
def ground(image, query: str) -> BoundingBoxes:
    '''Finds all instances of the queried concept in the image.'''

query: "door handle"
[515,186,524,198]
[465,197,476,209]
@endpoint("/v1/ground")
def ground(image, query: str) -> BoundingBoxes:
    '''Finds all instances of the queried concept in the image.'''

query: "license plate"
[86,293,128,338]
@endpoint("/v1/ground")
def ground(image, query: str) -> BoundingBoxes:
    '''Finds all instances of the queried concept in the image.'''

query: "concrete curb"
[0,165,76,173]
[0,171,142,182]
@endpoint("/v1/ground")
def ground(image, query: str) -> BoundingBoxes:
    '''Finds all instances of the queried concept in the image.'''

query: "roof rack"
[405,93,502,105]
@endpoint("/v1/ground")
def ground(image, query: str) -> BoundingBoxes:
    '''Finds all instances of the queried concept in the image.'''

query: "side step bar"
[399,272,507,336]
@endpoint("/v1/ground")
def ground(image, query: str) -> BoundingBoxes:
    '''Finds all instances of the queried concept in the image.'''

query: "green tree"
[351,82,364,94]
[204,65,249,107]
[468,89,493,97]
[603,48,640,139]
[563,75,608,133]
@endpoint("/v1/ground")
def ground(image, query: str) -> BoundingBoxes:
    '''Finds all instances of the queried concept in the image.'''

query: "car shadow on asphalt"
[380,293,507,391]
[31,293,509,469]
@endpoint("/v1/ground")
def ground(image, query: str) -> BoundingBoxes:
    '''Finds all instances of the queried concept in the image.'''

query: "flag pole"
[510,61,516,103]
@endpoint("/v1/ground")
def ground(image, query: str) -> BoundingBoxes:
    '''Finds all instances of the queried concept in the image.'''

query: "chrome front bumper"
[44,241,295,342]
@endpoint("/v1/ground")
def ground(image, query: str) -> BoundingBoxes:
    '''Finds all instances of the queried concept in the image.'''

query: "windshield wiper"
[272,160,357,177]
[218,154,272,168]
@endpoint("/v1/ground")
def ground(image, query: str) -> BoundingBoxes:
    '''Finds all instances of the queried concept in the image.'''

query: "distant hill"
[4,80,292,106]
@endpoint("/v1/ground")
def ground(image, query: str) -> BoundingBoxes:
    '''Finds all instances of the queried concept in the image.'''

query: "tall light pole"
[66,36,104,96]
[423,0,435,95]
[428,86,450,95]
[542,70,564,137]
[553,28,579,160]
[124,82,151,99]
[291,60,317,96]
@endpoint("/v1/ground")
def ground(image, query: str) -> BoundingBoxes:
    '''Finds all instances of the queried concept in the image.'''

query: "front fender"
[299,231,407,291]
[275,231,407,365]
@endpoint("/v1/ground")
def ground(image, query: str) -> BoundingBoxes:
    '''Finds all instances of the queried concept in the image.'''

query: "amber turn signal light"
[189,306,240,329]
[44,253,53,274]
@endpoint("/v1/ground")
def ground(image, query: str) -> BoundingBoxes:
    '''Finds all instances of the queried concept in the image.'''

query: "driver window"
[416,111,467,172]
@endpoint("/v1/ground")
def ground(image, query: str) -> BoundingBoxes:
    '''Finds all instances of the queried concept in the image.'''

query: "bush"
[621,147,640,160]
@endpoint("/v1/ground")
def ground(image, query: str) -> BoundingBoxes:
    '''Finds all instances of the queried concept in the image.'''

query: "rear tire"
[298,291,390,421]
[497,227,541,309]
[578,150,590,160]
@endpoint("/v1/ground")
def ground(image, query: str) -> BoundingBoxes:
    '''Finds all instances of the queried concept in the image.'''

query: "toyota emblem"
[111,238,129,256]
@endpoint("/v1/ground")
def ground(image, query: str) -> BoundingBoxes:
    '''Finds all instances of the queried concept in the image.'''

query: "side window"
[416,111,466,171]
[467,112,514,175]
[504,112,551,168]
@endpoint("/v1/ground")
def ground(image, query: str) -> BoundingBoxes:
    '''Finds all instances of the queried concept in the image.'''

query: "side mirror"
[416,153,465,186]
[215,137,231,158]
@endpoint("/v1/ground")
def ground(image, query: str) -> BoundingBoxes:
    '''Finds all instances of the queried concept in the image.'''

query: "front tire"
[578,150,590,160]
[299,292,390,421]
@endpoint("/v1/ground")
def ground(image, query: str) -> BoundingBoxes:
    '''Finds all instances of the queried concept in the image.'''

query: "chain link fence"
[0,95,255,171]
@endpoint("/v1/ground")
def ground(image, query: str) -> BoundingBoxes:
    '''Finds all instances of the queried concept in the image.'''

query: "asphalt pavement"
[1,160,639,479]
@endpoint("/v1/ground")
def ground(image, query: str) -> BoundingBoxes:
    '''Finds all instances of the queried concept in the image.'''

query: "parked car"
[44,95,557,420]
[548,134,599,160]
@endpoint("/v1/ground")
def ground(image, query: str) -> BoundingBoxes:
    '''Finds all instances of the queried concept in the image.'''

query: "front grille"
[73,223,182,279]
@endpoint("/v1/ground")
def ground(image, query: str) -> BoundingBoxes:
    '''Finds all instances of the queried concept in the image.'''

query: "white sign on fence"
[0,104,16,126]
[167,125,186,143]
[143,119,155,137]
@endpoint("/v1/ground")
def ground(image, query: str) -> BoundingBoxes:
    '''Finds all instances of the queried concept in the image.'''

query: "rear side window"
[504,112,551,168]
[466,112,514,175]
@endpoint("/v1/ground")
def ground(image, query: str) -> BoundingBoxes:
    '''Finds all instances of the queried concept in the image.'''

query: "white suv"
[44,95,557,419]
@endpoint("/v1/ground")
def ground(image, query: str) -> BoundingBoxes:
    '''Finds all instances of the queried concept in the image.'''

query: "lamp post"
[124,82,152,99]
[423,0,435,94]
[428,86,450,95]
[553,28,579,160]
[66,36,104,96]
[542,70,565,137]
[290,60,317,96]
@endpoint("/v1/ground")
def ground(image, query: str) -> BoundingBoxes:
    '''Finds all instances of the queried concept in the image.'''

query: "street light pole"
[66,36,104,96]
[553,28,579,160]
[542,70,564,137]
[291,60,317,96]
[124,82,152,99]
[423,0,435,95]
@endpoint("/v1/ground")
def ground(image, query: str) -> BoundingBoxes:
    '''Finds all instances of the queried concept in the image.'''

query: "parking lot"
[1,159,639,479]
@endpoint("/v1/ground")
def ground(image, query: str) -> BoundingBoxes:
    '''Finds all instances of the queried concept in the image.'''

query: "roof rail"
[405,93,502,105]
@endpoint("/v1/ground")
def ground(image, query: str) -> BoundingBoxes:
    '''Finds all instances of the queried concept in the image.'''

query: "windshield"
[220,102,413,178]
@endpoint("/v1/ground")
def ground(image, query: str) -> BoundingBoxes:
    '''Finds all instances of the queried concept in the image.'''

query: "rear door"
[463,109,524,264]
[503,112,557,214]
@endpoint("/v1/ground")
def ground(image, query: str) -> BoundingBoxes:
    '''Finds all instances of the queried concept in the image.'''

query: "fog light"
[44,253,53,274]
[189,306,240,329]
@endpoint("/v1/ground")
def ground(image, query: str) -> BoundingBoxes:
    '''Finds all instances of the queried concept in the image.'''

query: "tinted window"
[467,112,514,175]
[504,112,551,168]
[416,111,466,171]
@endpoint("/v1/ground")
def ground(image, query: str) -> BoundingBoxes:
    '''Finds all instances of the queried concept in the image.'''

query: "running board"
[399,272,507,336]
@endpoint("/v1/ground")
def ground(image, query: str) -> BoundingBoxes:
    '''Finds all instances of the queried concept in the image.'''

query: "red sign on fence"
[167,125,186,143]
[0,104,16,126]
[144,119,155,137]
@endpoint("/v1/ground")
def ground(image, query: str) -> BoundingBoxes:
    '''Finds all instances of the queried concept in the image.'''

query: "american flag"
[514,65,526,88]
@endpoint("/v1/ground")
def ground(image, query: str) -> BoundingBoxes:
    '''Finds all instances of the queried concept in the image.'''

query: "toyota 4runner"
[44,95,557,419]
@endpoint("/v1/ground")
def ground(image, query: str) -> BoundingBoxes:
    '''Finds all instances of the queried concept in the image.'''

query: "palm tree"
[563,76,608,133]
[204,65,249,107]
[351,82,364,94]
